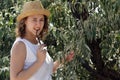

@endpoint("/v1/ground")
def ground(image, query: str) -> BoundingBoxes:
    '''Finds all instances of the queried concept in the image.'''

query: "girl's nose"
[35,22,41,29]
[36,21,41,26]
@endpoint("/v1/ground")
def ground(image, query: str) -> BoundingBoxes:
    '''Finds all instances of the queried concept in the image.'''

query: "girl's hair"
[15,15,48,40]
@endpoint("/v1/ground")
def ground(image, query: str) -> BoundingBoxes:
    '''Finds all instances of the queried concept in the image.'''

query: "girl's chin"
[30,33,36,37]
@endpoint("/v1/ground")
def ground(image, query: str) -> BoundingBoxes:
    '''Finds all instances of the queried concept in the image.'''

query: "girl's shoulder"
[10,38,26,56]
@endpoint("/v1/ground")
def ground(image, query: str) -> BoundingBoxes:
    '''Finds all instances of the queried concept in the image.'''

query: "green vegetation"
[0,0,120,80]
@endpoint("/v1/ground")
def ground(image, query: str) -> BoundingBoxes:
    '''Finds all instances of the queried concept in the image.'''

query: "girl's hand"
[65,51,74,62]
[53,51,74,72]
[36,44,46,63]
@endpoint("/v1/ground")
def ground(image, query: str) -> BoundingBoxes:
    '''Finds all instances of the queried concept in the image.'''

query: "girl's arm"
[10,41,46,80]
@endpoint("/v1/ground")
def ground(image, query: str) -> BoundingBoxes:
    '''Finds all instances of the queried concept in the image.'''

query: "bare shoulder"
[11,41,26,59]
[13,41,26,49]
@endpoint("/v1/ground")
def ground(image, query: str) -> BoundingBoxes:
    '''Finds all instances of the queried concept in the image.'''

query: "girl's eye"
[40,19,44,22]
[32,18,44,22]
[33,19,37,22]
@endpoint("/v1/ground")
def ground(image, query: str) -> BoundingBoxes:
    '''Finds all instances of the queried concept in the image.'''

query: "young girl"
[10,1,74,80]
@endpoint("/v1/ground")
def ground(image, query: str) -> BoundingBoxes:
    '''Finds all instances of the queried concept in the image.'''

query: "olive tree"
[0,0,120,80]
[66,0,120,80]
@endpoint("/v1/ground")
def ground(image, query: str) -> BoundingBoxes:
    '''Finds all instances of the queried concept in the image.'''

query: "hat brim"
[17,9,50,22]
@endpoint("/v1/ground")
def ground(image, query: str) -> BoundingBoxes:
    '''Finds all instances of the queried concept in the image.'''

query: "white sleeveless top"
[11,37,53,80]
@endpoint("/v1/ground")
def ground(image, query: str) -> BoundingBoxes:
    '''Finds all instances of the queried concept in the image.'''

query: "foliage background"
[0,0,120,80]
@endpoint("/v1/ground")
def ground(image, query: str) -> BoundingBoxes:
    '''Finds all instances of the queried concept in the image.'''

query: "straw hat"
[17,1,50,22]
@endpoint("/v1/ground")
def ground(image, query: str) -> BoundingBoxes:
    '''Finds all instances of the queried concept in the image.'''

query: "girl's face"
[25,14,45,37]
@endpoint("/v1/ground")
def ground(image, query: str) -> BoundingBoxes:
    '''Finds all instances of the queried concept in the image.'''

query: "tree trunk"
[87,39,120,80]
